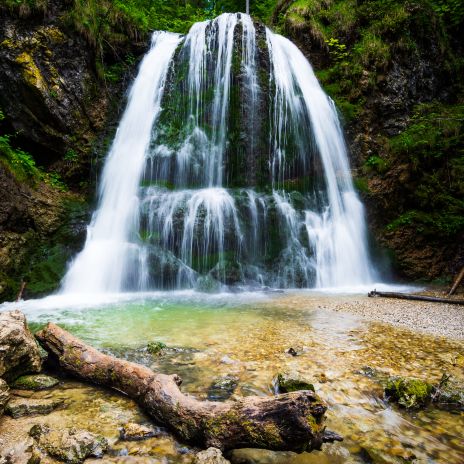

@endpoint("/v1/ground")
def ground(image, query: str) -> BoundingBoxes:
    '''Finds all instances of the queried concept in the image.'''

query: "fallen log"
[368,290,464,305]
[448,266,464,297]
[36,323,342,452]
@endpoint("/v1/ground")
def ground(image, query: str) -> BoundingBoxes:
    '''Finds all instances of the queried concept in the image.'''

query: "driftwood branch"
[448,266,464,297]
[36,323,342,452]
[368,290,464,305]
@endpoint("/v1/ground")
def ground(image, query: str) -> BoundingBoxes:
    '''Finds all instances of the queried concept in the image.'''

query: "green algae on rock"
[6,397,63,418]
[384,377,433,409]
[12,374,59,391]
[274,372,315,394]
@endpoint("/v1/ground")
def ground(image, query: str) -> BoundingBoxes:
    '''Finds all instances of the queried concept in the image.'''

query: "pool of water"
[2,291,463,463]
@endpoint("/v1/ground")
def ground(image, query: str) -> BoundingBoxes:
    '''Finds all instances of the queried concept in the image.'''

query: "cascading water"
[62,13,375,294]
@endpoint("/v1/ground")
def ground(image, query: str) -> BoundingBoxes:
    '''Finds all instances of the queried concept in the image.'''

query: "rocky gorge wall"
[0,0,145,300]
[274,0,464,281]
[0,0,462,301]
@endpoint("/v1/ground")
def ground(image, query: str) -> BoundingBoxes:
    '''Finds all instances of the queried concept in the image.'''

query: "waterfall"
[62,13,375,294]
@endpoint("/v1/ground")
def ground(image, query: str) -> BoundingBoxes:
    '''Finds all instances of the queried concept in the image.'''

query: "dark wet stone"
[12,374,59,391]
[274,372,314,394]
[207,375,239,401]
[29,424,108,464]
[6,397,64,418]
[286,348,298,357]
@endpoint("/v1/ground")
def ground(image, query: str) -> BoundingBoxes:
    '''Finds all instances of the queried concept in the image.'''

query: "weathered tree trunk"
[36,323,342,452]
[448,266,464,296]
[368,290,464,305]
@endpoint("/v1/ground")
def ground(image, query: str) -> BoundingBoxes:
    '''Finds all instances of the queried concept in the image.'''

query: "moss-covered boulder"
[274,372,315,394]
[384,376,433,409]
[12,374,59,391]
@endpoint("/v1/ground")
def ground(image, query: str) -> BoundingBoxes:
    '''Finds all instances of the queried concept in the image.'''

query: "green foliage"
[325,37,349,63]
[364,155,389,173]
[0,134,41,183]
[386,102,464,237]
[64,149,79,162]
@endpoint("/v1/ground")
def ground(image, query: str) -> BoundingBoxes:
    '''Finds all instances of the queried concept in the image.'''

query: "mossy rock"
[147,341,166,355]
[274,372,315,394]
[12,374,59,391]
[384,376,433,409]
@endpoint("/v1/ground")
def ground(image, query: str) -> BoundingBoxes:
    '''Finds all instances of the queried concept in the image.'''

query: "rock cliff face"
[0,2,140,300]
[276,0,464,281]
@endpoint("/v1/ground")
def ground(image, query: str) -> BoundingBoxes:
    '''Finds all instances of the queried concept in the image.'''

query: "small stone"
[274,372,315,393]
[287,348,298,356]
[119,422,160,441]
[220,355,238,365]
[29,424,108,464]
[207,375,239,401]
[12,374,59,391]
[6,397,64,418]
[194,447,230,464]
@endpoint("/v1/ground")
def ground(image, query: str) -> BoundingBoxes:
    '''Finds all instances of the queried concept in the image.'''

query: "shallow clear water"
[3,292,463,463]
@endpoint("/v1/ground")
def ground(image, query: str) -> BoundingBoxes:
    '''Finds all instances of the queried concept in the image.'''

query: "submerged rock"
[29,424,108,464]
[119,422,160,441]
[194,447,230,464]
[432,373,464,411]
[274,372,315,394]
[0,379,10,416]
[0,310,42,382]
[6,397,64,418]
[12,374,59,391]
[229,448,296,464]
[207,375,239,401]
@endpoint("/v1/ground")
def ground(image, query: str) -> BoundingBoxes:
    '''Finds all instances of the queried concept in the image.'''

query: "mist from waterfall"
[62,13,375,294]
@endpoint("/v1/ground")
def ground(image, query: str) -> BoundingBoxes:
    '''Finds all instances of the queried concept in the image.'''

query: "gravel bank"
[325,295,464,340]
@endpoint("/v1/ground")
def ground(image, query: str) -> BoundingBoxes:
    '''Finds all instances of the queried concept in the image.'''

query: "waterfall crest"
[62,13,375,294]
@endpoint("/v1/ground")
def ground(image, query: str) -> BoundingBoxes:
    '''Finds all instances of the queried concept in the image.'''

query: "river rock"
[193,448,230,464]
[0,379,10,416]
[274,372,315,393]
[0,310,42,382]
[384,376,433,409]
[207,375,239,401]
[6,397,64,418]
[29,424,108,463]
[119,422,159,441]
[12,374,59,391]
[0,438,42,464]
[229,448,296,464]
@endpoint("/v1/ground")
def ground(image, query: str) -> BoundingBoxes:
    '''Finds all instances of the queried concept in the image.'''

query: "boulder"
[193,448,230,464]
[384,376,433,409]
[29,424,108,464]
[6,397,64,418]
[0,378,10,416]
[0,310,42,382]
[12,374,59,391]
